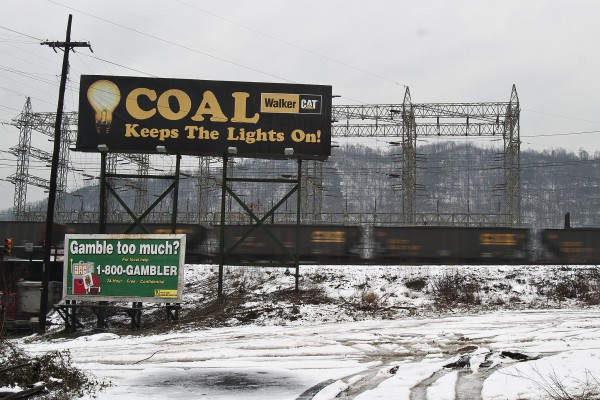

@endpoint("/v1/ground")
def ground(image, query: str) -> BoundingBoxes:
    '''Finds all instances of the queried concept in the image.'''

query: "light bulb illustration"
[87,80,121,135]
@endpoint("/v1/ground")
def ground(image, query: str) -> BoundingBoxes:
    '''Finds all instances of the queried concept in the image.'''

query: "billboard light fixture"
[228,147,237,155]
[284,148,294,156]
[156,145,167,153]
[97,144,109,152]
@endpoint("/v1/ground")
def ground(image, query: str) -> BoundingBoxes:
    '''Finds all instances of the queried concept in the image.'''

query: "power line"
[78,52,157,77]
[522,130,600,138]
[0,25,43,41]
[174,0,408,90]
[47,0,294,84]
[523,108,600,125]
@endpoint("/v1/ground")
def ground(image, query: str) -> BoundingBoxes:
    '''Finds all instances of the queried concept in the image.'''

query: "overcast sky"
[1,0,600,211]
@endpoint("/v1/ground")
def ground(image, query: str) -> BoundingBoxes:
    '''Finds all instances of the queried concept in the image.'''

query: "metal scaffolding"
[332,85,521,226]
[9,99,150,222]
[8,98,77,221]
[8,87,520,226]
[301,160,324,223]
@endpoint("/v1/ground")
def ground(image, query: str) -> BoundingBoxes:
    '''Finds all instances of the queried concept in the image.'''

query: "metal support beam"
[217,157,303,296]
[11,99,33,219]
[401,87,417,224]
[504,84,521,226]
[331,86,521,226]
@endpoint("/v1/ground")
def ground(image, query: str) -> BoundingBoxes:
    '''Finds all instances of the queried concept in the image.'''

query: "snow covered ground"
[15,264,600,399]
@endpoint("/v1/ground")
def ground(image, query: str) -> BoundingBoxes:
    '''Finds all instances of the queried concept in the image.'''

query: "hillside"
[5,143,600,229]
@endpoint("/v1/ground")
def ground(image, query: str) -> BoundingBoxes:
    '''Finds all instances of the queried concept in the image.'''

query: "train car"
[0,221,65,259]
[65,223,209,262]
[373,226,530,264]
[221,224,362,263]
[0,260,64,283]
[541,228,600,264]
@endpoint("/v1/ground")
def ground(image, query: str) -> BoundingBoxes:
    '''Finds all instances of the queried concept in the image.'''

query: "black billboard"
[76,75,332,159]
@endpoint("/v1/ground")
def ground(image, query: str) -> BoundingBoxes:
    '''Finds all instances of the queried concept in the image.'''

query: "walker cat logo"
[261,93,322,114]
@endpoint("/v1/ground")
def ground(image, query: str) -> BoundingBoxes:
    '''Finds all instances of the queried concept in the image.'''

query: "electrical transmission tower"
[8,87,520,226]
[8,98,77,221]
[332,85,521,226]
[301,160,324,223]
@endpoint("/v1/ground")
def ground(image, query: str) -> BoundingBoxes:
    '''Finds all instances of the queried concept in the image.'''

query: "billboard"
[63,234,186,303]
[77,75,332,159]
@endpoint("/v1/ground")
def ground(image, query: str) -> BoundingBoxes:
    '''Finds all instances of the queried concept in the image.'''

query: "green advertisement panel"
[63,234,186,303]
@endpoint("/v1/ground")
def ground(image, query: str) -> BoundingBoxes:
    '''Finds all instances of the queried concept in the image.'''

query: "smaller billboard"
[63,234,186,303]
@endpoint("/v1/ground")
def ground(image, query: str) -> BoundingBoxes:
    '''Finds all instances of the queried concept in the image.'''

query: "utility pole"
[39,14,91,333]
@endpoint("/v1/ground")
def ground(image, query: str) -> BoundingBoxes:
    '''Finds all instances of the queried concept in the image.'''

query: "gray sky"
[1,0,600,211]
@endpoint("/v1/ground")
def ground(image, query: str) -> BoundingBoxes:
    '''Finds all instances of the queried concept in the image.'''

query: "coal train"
[1,221,599,265]
[1,221,598,330]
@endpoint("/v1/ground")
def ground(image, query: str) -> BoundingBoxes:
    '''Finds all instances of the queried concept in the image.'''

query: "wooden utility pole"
[39,14,91,333]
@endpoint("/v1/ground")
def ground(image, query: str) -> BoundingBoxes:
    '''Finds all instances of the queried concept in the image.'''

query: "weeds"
[430,272,481,307]
[535,269,600,305]
[508,364,600,400]
[404,276,428,292]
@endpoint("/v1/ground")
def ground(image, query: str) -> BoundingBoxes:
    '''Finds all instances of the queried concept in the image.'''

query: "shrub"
[405,277,428,292]
[361,290,379,306]
[430,272,481,307]
[0,341,109,399]
[511,365,600,400]
[540,269,600,303]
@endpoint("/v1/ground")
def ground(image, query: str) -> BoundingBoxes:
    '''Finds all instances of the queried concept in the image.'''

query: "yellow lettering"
[191,91,228,122]
[231,92,259,123]
[291,129,305,142]
[125,124,140,137]
[157,89,191,121]
[227,126,238,140]
[126,88,157,120]
[185,125,196,139]
[159,128,177,141]
[245,130,256,144]
[256,129,267,142]
[304,131,318,143]
[185,126,219,140]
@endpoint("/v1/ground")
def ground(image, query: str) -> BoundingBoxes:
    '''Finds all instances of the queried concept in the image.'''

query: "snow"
[12,264,600,399]
[427,371,458,400]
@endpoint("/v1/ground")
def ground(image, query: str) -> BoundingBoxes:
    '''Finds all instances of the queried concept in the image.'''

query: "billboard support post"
[217,156,228,298]
[99,151,107,234]
[216,156,304,294]
[171,155,181,233]
[295,159,302,291]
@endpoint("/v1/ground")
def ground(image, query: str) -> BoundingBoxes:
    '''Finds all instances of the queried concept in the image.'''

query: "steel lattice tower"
[503,85,520,226]
[9,99,33,220]
[8,88,521,226]
[9,99,77,221]
[401,87,417,224]
[301,160,324,223]
[196,156,213,223]
[332,85,521,226]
